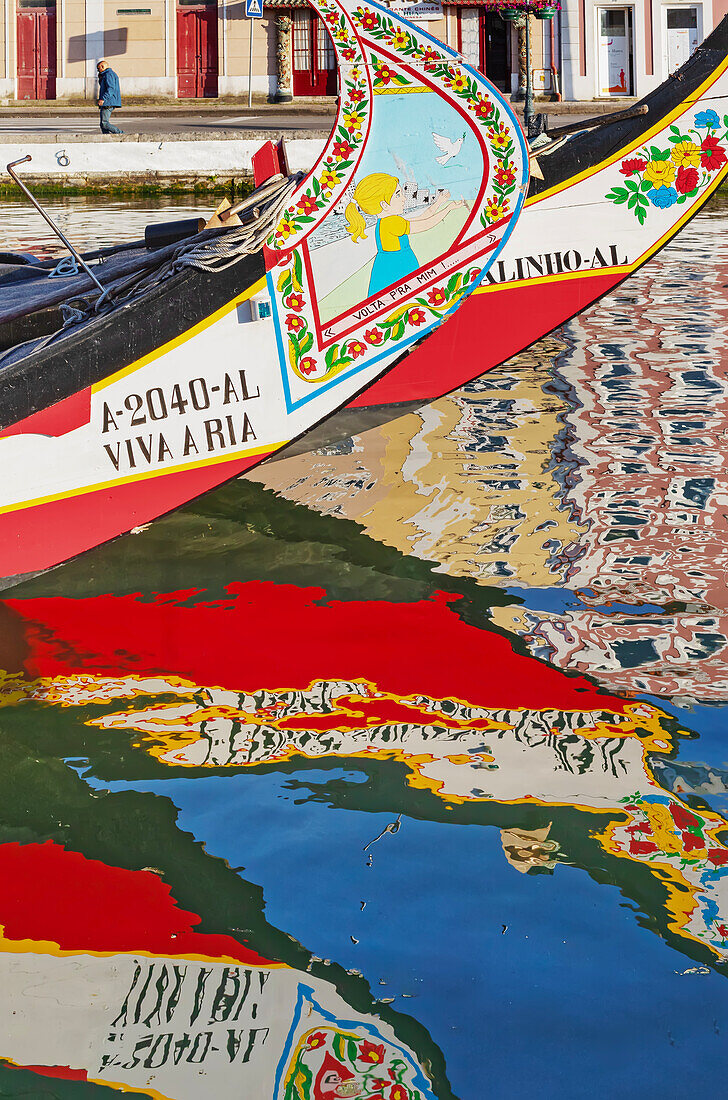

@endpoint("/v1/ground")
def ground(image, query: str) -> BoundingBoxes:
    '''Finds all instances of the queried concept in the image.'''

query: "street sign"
[245,0,262,17]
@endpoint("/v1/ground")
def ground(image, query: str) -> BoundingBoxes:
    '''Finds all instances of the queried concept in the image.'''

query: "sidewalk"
[0,96,641,196]
[0,96,637,117]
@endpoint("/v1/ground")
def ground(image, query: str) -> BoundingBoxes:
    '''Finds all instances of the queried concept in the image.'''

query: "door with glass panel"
[597,7,634,95]
[292,9,337,97]
[664,6,701,75]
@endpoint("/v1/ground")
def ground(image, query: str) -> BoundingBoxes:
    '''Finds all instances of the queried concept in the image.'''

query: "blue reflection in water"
[76,766,728,1098]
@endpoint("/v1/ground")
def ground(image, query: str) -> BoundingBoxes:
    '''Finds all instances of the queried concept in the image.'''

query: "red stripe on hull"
[0,451,272,579]
[0,386,92,439]
[349,270,621,407]
[0,272,617,582]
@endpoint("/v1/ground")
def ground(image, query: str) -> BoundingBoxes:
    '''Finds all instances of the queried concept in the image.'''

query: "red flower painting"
[494,164,517,188]
[298,357,317,376]
[297,195,319,217]
[675,165,699,194]
[365,328,384,345]
[347,340,367,359]
[408,308,426,327]
[422,47,440,70]
[306,1031,327,1049]
[375,64,395,85]
[427,287,447,307]
[620,157,647,176]
[286,313,305,333]
[700,134,728,170]
[357,1039,385,1064]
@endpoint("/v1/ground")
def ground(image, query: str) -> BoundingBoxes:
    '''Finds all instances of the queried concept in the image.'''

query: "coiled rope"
[4,172,303,365]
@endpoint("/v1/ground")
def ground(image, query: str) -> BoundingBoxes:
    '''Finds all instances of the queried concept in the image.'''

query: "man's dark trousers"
[99,106,122,134]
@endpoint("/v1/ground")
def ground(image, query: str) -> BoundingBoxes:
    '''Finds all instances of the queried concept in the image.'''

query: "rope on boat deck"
[174,172,301,274]
[0,173,302,367]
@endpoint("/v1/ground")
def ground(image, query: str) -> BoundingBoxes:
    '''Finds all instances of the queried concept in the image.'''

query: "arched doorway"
[17,0,56,100]
[176,0,219,98]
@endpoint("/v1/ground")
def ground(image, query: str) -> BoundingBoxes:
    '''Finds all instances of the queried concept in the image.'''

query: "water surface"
[0,193,727,1097]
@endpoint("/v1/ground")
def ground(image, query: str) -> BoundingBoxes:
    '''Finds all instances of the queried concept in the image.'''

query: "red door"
[17,5,56,100]
[292,10,337,97]
[176,4,218,98]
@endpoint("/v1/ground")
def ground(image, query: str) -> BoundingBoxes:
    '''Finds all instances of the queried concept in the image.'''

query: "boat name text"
[484,243,629,285]
[100,369,260,472]
[100,960,272,1072]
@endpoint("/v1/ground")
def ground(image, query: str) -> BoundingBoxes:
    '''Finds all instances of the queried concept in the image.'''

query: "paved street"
[0,111,334,135]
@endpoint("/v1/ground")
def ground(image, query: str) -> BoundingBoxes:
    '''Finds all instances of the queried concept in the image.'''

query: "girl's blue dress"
[368,218,418,298]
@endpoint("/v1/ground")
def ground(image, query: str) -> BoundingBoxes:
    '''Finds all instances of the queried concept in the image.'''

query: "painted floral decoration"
[270,0,370,249]
[282,1026,424,1100]
[286,267,479,383]
[607,111,728,223]
[351,6,521,225]
[270,0,524,386]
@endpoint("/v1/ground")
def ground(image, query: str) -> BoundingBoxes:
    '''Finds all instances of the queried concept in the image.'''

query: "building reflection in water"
[254,209,728,702]
[254,332,584,589]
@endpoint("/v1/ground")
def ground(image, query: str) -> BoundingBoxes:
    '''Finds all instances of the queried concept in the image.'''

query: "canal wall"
[3,130,728,197]
[0,133,327,195]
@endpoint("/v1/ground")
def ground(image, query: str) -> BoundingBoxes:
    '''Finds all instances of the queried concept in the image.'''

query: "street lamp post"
[501,4,557,140]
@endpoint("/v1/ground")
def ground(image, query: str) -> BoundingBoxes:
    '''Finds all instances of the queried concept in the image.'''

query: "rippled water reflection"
[253,199,728,703]
[1,194,209,256]
[1,194,728,1097]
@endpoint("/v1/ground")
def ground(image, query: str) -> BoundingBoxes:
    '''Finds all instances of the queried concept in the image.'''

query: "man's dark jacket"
[98,68,121,107]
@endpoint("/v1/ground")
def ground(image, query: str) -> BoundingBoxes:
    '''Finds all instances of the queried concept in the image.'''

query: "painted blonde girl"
[345,173,465,298]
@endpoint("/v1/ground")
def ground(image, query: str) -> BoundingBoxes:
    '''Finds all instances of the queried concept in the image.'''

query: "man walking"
[97,60,123,135]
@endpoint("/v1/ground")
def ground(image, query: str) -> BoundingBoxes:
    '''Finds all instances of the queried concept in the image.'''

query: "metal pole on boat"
[6,156,109,300]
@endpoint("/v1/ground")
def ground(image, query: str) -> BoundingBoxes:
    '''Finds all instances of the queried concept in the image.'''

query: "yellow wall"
[104,0,167,78]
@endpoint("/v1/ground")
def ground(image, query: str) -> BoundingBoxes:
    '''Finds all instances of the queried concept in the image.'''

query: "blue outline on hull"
[273,982,438,1098]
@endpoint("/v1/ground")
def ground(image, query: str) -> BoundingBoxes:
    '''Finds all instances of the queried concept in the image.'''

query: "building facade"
[0,0,725,102]
[560,0,728,100]
[0,0,554,101]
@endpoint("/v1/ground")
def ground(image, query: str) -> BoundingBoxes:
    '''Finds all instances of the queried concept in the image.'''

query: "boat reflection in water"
[252,204,728,704]
[1,203,728,1096]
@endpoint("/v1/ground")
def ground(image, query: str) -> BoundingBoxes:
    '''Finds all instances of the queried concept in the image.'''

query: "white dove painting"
[432,132,466,166]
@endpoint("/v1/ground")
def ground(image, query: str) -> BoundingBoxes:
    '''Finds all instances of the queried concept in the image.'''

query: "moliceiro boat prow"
[0,0,528,585]
[1,5,727,585]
